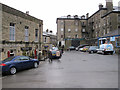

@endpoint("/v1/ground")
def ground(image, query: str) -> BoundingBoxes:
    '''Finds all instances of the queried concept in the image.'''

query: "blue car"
[0,56,39,75]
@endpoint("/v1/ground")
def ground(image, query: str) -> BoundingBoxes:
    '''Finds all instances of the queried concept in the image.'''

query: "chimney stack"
[74,15,78,18]
[86,13,89,18]
[81,15,85,19]
[50,30,52,33]
[46,29,49,32]
[99,3,103,9]
[106,0,113,12]
[67,15,71,18]
[26,11,29,15]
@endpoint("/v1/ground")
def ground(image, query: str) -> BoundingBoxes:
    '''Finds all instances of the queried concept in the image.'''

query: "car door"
[13,57,24,70]
[20,56,33,69]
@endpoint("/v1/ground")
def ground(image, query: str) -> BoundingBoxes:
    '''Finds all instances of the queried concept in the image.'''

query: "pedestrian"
[61,45,64,54]
[48,50,52,62]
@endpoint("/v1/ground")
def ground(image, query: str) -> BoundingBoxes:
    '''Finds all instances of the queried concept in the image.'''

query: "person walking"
[61,45,64,54]
[48,50,52,62]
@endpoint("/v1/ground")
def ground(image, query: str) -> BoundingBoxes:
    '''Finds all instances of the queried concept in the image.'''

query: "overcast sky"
[0,0,119,34]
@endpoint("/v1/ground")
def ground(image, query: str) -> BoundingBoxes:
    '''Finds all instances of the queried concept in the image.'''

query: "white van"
[97,44,114,55]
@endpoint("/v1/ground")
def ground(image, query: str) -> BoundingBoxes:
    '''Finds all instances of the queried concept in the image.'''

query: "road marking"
[0,76,7,80]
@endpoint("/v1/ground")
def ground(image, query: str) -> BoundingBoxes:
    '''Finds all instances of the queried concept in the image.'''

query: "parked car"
[50,47,62,59]
[81,46,90,52]
[76,44,89,51]
[88,46,98,54]
[67,46,75,51]
[1,56,39,75]
[97,43,114,55]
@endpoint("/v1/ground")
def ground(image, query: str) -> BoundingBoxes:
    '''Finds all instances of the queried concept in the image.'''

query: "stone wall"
[1,4,43,60]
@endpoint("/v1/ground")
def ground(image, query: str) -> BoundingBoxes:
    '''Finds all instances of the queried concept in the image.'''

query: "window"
[61,28,64,32]
[82,29,85,32]
[20,56,29,61]
[82,22,84,26]
[9,23,15,41]
[44,37,46,42]
[61,21,64,25]
[35,29,38,41]
[25,26,29,42]
[68,29,71,32]
[75,28,78,32]
[14,57,21,61]
[68,36,71,38]
[107,28,110,34]
[75,21,78,26]
[118,15,120,22]
[61,35,63,38]
[96,32,98,37]
[75,34,78,38]
[118,26,120,30]
[116,38,120,47]
[103,29,106,35]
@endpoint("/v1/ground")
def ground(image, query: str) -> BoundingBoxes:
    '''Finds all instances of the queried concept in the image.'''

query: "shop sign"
[110,37,115,41]
[21,47,32,51]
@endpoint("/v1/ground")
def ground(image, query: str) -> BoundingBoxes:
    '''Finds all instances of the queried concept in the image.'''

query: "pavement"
[2,51,118,88]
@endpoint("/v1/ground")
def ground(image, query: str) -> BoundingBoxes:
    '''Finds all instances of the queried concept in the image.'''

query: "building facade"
[57,0,120,52]
[56,15,88,48]
[1,3,43,60]
[43,30,57,50]
[87,0,120,53]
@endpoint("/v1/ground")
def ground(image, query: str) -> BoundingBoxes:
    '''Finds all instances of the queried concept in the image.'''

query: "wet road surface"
[2,51,118,88]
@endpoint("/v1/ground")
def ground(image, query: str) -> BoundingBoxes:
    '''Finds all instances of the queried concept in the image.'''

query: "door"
[20,56,33,69]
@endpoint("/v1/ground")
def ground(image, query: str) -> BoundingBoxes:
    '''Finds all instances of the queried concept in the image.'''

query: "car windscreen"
[89,46,98,49]
[2,56,16,63]
[52,47,58,51]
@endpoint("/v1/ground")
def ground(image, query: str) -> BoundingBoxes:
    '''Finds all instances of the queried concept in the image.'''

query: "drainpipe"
[98,37,99,47]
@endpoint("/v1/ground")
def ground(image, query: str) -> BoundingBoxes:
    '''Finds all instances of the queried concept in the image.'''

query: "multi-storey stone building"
[0,3,43,60]
[87,0,120,52]
[43,30,57,50]
[57,0,120,52]
[56,15,88,48]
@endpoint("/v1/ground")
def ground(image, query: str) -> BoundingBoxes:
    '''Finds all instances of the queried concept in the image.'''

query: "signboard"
[110,37,115,41]
[21,47,32,51]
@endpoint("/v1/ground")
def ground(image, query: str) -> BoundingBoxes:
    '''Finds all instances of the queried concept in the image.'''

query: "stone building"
[43,30,57,50]
[0,3,43,60]
[56,15,88,48]
[57,0,120,51]
[87,0,120,52]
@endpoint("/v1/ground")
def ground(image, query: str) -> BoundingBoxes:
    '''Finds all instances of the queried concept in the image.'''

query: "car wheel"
[91,51,93,54]
[103,52,106,55]
[110,52,113,55]
[34,62,38,68]
[10,67,17,75]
